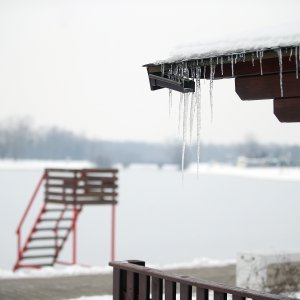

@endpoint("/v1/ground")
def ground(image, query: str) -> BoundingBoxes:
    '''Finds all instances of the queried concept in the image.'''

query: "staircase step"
[35,227,70,231]
[45,208,74,212]
[22,254,56,260]
[39,218,73,222]
[26,245,60,250]
[17,263,54,268]
[30,236,65,241]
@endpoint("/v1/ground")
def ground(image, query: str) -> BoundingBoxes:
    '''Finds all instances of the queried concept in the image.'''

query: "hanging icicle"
[169,89,173,115]
[161,64,165,77]
[220,56,224,75]
[209,58,215,122]
[178,93,183,134]
[295,47,299,79]
[259,51,263,75]
[231,55,234,77]
[277,48,284,97]
[181,93,189,176]
[289,48,293,61]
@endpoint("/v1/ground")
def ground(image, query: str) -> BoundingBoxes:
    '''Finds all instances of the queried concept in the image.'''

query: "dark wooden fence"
[109,260,295,300]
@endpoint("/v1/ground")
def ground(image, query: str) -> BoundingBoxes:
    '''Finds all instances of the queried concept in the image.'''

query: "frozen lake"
[1,163,300,270]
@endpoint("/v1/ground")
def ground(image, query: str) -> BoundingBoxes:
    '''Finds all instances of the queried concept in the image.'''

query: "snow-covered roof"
[145,23,300,65]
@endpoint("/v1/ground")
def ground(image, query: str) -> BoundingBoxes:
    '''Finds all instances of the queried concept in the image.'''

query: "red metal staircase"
[14,168,118,271]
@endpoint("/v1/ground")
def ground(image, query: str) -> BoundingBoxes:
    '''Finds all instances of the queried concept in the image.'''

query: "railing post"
[72,207,77,264]
[111,203,116,261]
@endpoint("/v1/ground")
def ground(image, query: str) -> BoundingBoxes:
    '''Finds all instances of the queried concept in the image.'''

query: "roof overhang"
[144,46,300,122]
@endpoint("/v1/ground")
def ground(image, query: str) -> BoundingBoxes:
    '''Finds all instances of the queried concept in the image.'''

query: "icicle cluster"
[164,46,300,175]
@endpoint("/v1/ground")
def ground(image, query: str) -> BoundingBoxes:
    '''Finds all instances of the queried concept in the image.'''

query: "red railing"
[15,171,46,265]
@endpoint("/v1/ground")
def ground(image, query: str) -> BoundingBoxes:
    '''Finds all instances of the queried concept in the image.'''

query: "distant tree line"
[0,118,300,167]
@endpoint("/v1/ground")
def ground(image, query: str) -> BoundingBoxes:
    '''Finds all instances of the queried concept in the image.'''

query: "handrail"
[16,171,46,234]
[15,171,46,266]
[109,261,295,300]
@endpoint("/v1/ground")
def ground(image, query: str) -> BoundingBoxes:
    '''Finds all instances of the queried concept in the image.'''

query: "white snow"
[0,257,234,279]
[0,159,94,171]
[0,265,111,279]
[186,163,300,182]
[156,22,300,63]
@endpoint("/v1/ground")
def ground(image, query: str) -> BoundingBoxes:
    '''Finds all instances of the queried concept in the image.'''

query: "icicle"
[216,57,219,64]
[181,92,189,176]
[169,89,173,115]
[161,64,165,77]
[295,47,299,79]
[209,58,215,122]
[183,62,189,78]
[234,54,238,64]
[168,65,173,79]
[231,55,234,77]
[243,52,246,62]
[203,65,206,85]
[259,51,263,75]
[277,48,284,97]
[289,48,293,61]
[220,56,224,75]
[251,53,255,67]
[196,75,202,176]
[178,93,183,134]
[189,92,196,144]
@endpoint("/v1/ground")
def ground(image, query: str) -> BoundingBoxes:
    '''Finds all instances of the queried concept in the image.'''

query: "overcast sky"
[0,0,300,144]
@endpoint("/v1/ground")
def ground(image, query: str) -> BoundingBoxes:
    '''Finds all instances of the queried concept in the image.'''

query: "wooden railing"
[45,168,118,205]
[109,261,295,300]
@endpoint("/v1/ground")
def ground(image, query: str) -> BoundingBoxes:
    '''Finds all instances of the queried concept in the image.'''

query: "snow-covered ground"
[0,257,235,279]
[186,163,300,182]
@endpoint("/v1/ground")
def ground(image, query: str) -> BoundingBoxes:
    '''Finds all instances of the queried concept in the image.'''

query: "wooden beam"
[274,97,300,122]
[235,72,300,100]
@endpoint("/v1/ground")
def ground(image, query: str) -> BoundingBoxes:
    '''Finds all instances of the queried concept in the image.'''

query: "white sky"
[0,0,300,144]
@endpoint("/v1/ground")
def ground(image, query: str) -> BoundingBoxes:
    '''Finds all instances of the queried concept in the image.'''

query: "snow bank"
[0,265,111,279]
[153,257,235,270]
[157,22,300,63]
[0,159,94,171]
[186,163,300,182]
[0,258,234,279]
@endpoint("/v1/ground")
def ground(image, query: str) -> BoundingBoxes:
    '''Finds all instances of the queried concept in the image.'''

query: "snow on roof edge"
[147,23,300,65]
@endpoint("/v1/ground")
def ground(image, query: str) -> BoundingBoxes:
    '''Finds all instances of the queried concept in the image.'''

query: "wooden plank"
[180,283,192,300]
[214,291,227,300]
[113,268,127,300]
[196,287,208,300]
[232,295,246,300]
[127,271,136,300]
[165,280,176,300]
[235,72,300,100]
[210,56,297,79]
[139,273,150,300]
[45,199,117,205]
[274,97,300,122]
[152,277,163,300]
